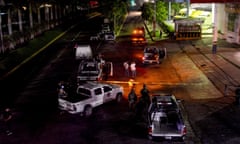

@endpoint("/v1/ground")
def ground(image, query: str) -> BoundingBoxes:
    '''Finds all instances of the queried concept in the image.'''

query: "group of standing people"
[123,61,136,78]
[128,84,151,121]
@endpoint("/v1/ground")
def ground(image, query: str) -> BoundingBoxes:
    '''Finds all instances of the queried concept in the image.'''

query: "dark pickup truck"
[147,93,186,141]
[142,46,166,64]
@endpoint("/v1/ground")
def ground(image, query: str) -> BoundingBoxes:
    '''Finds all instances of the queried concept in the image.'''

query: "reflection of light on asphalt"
[234,52,240,62]
[128,11,142,17]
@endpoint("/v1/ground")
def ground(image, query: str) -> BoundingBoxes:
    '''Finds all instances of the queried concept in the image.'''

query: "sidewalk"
[184,37,240,144]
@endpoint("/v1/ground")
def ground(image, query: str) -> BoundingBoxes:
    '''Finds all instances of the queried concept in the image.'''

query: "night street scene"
[0,0,240,144]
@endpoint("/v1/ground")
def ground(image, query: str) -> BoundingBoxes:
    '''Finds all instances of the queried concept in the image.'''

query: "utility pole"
[168,2,171,20]
[186,0,190,17]
[212,3,218,54]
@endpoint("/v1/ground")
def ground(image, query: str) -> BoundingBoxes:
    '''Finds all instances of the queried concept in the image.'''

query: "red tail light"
[148,126,152,134]
[182,126,187,135]
[133,30,137,34]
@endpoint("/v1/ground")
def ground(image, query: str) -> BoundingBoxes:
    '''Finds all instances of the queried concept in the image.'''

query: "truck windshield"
[82,63,98,72]
[77,88,91,96]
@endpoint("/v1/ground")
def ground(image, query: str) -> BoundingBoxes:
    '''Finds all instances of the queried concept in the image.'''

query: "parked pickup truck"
[77,59,112,82]
[58,81,123,116]
[147,93,186,141]
[142,46,166,64]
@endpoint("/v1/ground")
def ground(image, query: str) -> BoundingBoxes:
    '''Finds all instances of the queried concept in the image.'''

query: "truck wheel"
[148,135,153,140]
[84,106,92,117]
[116,93,122,103]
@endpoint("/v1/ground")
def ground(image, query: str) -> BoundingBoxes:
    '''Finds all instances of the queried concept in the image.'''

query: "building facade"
[224,3,240,44]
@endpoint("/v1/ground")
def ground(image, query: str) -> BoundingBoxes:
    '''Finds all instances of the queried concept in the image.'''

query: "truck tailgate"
[151,121,185,140]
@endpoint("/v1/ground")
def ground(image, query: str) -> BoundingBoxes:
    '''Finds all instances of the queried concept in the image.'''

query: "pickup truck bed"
[150,111,184,138]
[147,95,186,141]
[152,121,179,134]
[61,94,90,103]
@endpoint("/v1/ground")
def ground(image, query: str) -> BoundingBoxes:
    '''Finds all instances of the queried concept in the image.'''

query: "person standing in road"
[130,61,136,78]
[235,85,240,105]
[102,63,109,81]
[140,84,150,107]
[1,108,13,136]
[123,61,129,77]
[128,87,137,111]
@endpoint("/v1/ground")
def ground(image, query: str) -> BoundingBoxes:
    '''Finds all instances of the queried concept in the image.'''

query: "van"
[74,44,93,60]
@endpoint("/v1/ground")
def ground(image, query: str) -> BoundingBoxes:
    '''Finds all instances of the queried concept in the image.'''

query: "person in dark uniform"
[128,87,137,111]
[140,84,150,107]
[159,30,162,38]
[235,86,240,105]
[102,63,109,81]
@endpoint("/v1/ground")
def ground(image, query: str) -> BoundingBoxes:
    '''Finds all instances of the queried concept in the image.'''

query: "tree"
[156,1,168,23]
[171,2,185,17]
[141,2,154,23]
[101,0,127,33]
[141,1,170,23]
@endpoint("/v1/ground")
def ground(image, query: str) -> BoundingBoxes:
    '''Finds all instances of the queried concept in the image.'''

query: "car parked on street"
[131,26,147,45]
[142,46,166,64]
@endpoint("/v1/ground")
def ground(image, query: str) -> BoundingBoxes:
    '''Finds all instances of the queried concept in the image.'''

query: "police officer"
[128,87,137,111]
[140,84,150,106]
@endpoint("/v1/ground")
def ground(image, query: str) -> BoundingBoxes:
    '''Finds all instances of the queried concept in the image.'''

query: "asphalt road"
[1,11,240,144]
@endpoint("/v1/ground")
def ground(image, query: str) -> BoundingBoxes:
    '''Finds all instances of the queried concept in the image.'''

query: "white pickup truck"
[77,59,112,82]
[147,94,186,141]
[58,81,123,116]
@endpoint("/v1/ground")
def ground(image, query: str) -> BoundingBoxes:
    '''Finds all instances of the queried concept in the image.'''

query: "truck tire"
[84,105,92,117]
[148,135,153,140]
[116,93,122,103]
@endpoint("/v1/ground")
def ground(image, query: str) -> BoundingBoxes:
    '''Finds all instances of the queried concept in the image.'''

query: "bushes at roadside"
[158,21,174,37]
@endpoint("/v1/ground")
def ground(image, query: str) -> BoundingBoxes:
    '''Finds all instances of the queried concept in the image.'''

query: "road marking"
[106,80,207,86]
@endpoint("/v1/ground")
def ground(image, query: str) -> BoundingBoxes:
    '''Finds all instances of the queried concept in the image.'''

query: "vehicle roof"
[78,81,109,89]
[150,94,179,113]
[151,93,177,104]
[144,46,160,49]
[78,59,99,71]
